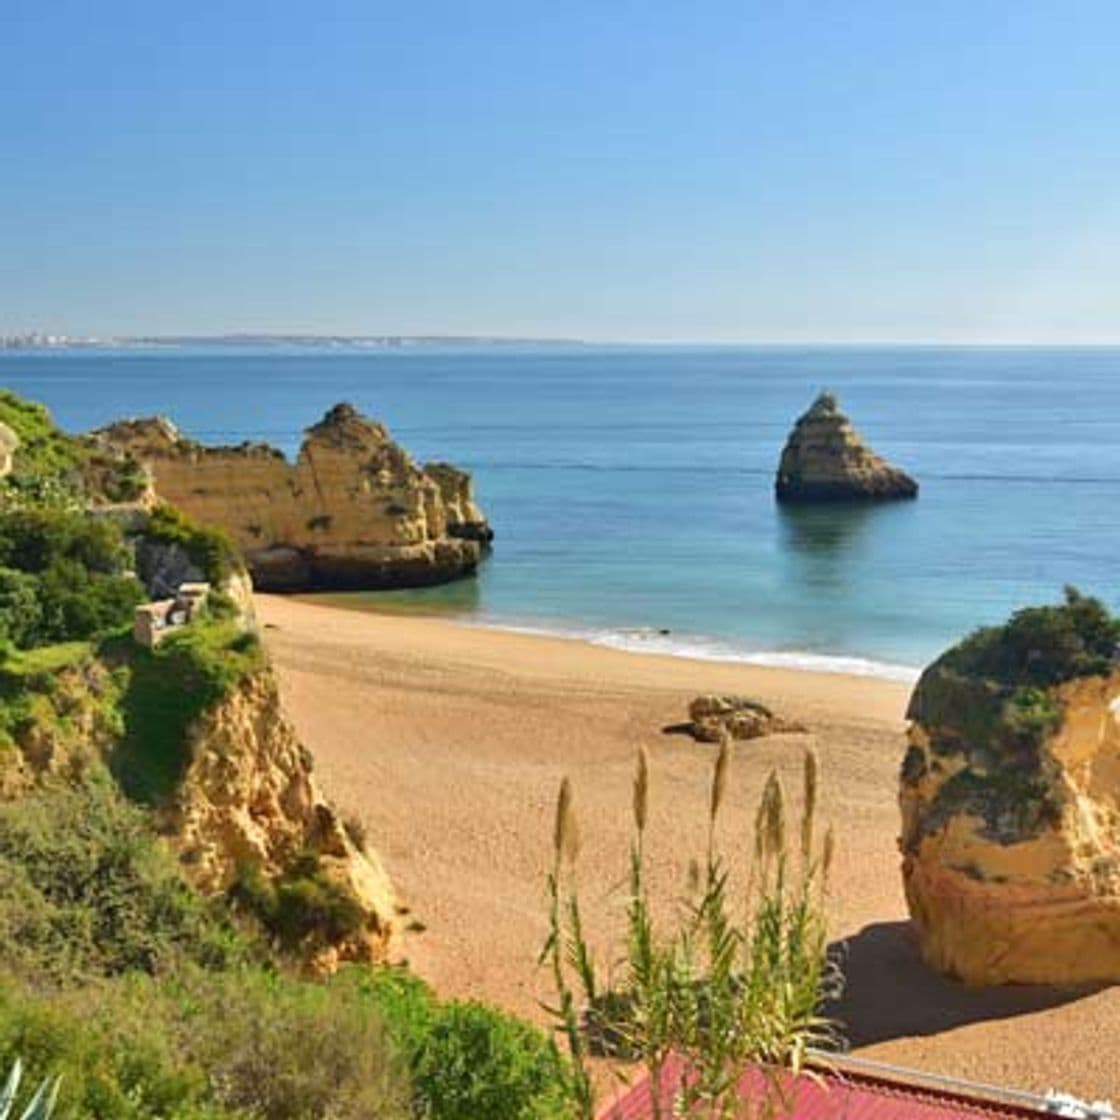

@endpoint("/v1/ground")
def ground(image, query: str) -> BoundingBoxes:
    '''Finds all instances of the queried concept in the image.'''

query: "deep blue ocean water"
[3,345,1118,678]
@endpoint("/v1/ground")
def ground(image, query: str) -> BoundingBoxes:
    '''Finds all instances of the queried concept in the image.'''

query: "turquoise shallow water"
[3,344,1119,677]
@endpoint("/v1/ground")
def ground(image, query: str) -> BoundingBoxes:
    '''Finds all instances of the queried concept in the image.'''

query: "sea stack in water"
[899,588,1120,985]
[775,391,917,503]
[94,403,493,592]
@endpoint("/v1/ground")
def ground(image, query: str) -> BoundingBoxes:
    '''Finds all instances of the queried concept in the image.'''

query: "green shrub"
[178,967,410,1120]
[0,966,418,1120]
[0,394,83,503]
[0,776,240,984]
[0,510,142,649]
[412,1001,571,1120]
[0,571,42,651]
[96,455,147,504]
[143,506,239,588]
[348,968,572,1120]
[922,586,1120,694]
[354,967,438,1053]
[0,980,231,1120]
[229,852,366,953]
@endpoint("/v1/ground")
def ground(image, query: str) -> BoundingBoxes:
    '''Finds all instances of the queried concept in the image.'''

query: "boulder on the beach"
[775,391,918,503]
[686,695,806,743]
[92,403,493,592]
[899,588,1120,985]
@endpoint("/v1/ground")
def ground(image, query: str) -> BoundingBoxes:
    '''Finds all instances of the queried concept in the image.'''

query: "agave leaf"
[17,1076,59,1120]
[0,1060,22,1120]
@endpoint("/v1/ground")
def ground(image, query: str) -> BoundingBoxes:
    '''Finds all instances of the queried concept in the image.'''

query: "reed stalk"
[543,746,841,1119]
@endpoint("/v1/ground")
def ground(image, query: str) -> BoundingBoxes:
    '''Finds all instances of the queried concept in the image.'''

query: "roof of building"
[595,1054,1060,1120]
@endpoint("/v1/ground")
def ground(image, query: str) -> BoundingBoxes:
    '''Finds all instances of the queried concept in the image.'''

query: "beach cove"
[257,594,1120,1100]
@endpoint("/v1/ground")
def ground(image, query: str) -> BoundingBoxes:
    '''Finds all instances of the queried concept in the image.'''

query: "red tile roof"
[596,1056,1048,1120]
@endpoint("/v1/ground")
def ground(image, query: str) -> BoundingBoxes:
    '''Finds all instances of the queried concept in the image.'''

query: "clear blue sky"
[2,1,1119,341]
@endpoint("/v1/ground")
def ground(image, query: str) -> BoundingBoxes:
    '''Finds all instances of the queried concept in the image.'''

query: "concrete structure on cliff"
[133,582,210,648]
[94,403,493,592]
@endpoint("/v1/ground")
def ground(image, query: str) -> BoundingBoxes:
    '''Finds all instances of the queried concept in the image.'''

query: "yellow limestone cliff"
[0,655,397,968]
[94,403,492,591]
[775,391,918,503]
[899,594,1120,985]
[165,667,397,968]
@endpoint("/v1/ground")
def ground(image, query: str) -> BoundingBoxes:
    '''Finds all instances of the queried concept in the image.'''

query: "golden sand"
[256,594,1119,1100]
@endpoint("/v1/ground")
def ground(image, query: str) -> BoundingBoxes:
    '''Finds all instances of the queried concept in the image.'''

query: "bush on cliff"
[0,392,148,509]
[904,588,1120,844]
[143,505,239,588]
[0,393,83,504]
[928,586,1119,691]
[107,619,264,806]
[907,587,1119,749]
[0,776,240,985]
[0,509,142,650]
[229,852,367,954]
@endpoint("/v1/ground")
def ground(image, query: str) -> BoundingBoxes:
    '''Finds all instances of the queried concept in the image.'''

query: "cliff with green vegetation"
[0,390,572,1119]
[0,390,147,508]
[0,495,396,967]
[900,588,1120,984]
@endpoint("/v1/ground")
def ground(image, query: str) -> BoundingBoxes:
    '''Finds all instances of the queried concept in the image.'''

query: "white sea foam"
[460,617,921,684]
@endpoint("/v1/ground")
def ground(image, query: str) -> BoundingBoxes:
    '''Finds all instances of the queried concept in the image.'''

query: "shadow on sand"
[825,920,1106,1048]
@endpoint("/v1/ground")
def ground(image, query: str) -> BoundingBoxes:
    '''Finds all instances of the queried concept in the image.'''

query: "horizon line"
[5,331,1120,350]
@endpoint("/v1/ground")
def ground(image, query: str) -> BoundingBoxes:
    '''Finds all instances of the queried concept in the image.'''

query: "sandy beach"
[257,594,1118,1100]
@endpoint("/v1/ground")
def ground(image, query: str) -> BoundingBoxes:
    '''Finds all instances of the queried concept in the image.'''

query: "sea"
[3,344,1118,681]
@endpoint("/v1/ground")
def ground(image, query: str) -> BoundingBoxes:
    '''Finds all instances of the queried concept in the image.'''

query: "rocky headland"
[775,391,918,503]
[94,402,493,592]
[0,391,400,968]
[899,588,1120,985]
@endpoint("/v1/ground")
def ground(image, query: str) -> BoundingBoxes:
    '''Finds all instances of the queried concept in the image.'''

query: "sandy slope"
[256,595,1119,1101]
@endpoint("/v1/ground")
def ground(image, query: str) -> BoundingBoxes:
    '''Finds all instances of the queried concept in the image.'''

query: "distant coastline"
[0,332,588,352]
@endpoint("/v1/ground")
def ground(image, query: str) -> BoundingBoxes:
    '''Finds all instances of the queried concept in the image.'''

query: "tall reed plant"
[542,742,841,1119]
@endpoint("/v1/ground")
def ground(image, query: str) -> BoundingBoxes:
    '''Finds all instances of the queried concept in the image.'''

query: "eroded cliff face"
[0,645,396,970]
[775,392,918,503]
[94,403,492,591]
[0,660,122,798]
[900,630,1120,985]
[164,668,396,967]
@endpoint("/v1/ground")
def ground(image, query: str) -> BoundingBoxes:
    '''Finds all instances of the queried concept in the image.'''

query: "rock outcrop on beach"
[775,392,918,503]
[93,403,493,592]
[686,695,806,743]
[899,589,1120,985]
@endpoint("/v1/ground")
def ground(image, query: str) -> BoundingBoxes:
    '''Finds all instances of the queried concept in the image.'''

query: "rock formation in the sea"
[93,403,493,591]
[899,588,1120,985]
[686,695,806,743]
[775,392,918,503]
